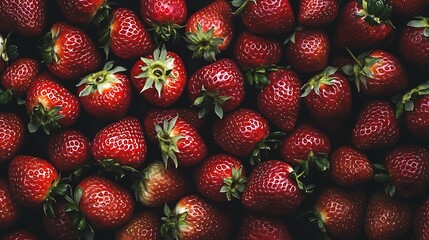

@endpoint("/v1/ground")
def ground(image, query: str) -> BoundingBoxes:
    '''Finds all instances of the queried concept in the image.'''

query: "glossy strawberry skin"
[405,95,429,139]
[298,0,339,27]
[0,179,21,230]
[400,26,429,67]
[8,155,58,208]
[237,213,293,240]
[352,101,399,150]
[2,230,38,240]
[43,203,78,240]
[116,211,162,240]
[140,0,187,26]
[0,113,24,163]
[0,58,39,95]
[92,117,147,168]
[415,196,429,240]
[242,160,304,215]
[213,109,269,157]
[387,0,428,16]
[286,29,330,72]
[56,0,106,25]
[78,176,135,230]
[257,69,301,132]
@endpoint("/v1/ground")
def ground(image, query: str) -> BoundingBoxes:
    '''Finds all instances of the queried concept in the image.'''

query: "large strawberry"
[415,196,429,240]
[188,59,245,118]
[0,34,18,74]
[399,16,429,67]
[298,0,339,27]
[0,113,24,163]
[352,100,399,150]
[237,213,293,240]
[116,211,161,240]
[130,45,187,107]
[26,73,81,135]
[184,0,233,61]
[387,0,428,16]
[2,230,38,240]
[43,203,78,240]
[77,61,131,120]
[161,195,232,240]
[56,0,109,26]
[41,22,102,80]
[0,179,21,230]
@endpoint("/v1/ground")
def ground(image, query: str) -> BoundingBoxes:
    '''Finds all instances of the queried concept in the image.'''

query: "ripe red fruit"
[41,22,102,80]
[43,203,78,240]
[237,213,293,240]
[77,61,131,120]
[2,230,38,240]
[0,179,21,230]
[56,0,109,26]
[194,154,246,202]
[116,211,162,240]
[400,16,429,68]
[188,58,245,118]
[0,113,24,163]
[415,196,429,240]
[298,0,339,27]
[131,45,187,107]
[387,0,428,16]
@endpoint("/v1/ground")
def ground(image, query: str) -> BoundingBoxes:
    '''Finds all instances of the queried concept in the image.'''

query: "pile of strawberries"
[0,0,429,239]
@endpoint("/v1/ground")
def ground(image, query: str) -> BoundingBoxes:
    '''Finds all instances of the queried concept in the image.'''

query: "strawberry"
[41,22,102,80]
[130,45,187,107]
[334,0,394,49]
[364,192,412,240]
[415,196,429,240]
[399,16,429,67]
[194,154,246,202]
[136,161,192,207]
[26,73,81,135]
[43,203,78,240]
[184,0,233,61]
[2,231,38,240]
[257,69,301,132]
[48,129,90,172]
[188,59,245,118]
[237,213,293,240]
[352,100,399,150]
[285,28,330,73]
[387,0,428,16]
[0,113,24,163]
[0,34,18,74]
[77,61,131,120]
[0,179,21,230]
[298,0,339,27]
[140,0,187,42]
[301,67,352,128]
[330,146,373,186]
[343,49,408,96]
[56,0,109,26]
[116,211,162,240]
[232,0,294,35]
[242,160,304,215]
[100,8,155,60]
[161,195,232,240]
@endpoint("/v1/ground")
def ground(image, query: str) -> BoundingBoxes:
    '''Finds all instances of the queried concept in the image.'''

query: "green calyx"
[309,209,330,240]
[301,67,339,97]
[294,151,330,178]
[408,16,429,37]
[342,48,380,92]
[394,81,429,118]
[98,15,114,59]
[135,45,176,97]
[0,89,13,104]
[220,166,247,201]
[250,131,286,165]
[76,61,126,97]
[245,66,278,90]
[161,204,188,240]
[43,177,69,218]
[155,116,185,168]
[97,158,140,180]
[373,163,396,197]
[0,33,18,63]
[193,86,231,119]
[356,0,393,26]
[149,20,184,43]
[41,26,61,64]
[28,103,64,135]
[184,24,224,62]
[93,3,111,27]
[231,0,256,15]
[65,187,95,240]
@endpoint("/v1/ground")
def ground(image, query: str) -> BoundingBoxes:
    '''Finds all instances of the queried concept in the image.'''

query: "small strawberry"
[140,0,187,42]
[0,113,24,163]
[41,22,102,80]
[415,196,429,240]
[116,211,162,240]
[387,0,428,16]
[136,161,192,207]
[257,69,301,132]
[330,146,373,187]
[237,213,293,240]
[298,0,339,27]
[161,195,232,240]
[0,34,18,74]
[399,16,429,68]
[26,73,81,135]
[2,231,38,240]
[188,58,245,118]
[77,61,131,120]
[99,8,155,60]
[242,160,304,215]
[194,154,246,202]
[130,45,187,107]
[43,203,78,240]
[56,0,110,26]
[0,179,21,230]
[352,100,399,150]
[184,0,233,61]
[364,192,412,240]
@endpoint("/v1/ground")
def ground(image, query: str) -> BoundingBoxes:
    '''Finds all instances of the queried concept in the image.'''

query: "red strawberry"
[188,58,245,118]
[301,67,352,128]
[257,69,301,132]
[330,146,373,187]
[116,211,162,240]
[237,213,293,240]
[194,154,246,202]
[352,100,399,150]
[387,0,428,16]
[232,0,294,35]
[399,16,429,67]
[26,73,81,134]
[415,196,429,240]
[334,0,394,49]
[77,61,131,120]
[56,0,109,26]
[48,129,90,172]
[0,113,24,163]
[0,179,21,230]
[285,28,330,73]
[43,203,78,240]
[364,192,412,240]
[0,34,18,74]
[298,0,339,27]
[184,0,233,61]
[140,0,187,42]
[161,195,232,240]
[2,230,38,240]
[130,45,187,107]
[136,161,192,207]
[100,8,155,60]
[242,160,304,215]
[41,22,102,80]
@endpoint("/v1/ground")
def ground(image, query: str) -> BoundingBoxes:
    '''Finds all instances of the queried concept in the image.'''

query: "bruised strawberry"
[415,196,429,240]
[0,113,24,163]
[43,203,78,240]
[2,230,38,240]
[400,16,429,68]
[387,0,428,16]
[237,213,293,240]
[0,179,21,230]
[298,0,339,27]
[116,211,162,240]
[56,0,109,26]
